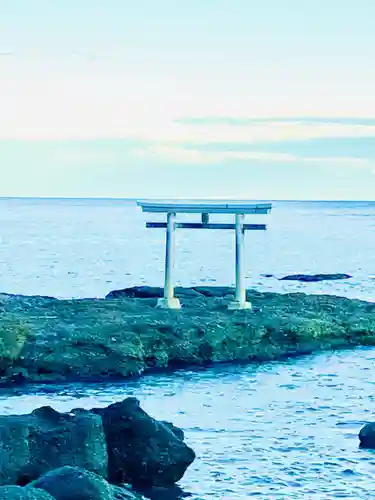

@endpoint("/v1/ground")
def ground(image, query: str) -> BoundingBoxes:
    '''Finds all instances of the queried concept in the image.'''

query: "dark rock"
[0,487,54,500]
[93,397,195,487]
[279,273,352,282]
[0,399,194,489]
[106,287,164,299]
[192,286,233,298]
[0,407,107,485]
[137,485,191,500]
[359,422,375,448]
[176,288,205,299]
[29,466,142,500]
[106,287,204,300]
[160,421,185,440]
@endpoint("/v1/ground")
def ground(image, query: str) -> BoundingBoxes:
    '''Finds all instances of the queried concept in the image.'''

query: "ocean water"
[1,350,375,499]
[1,198,375,499]
[0,197,375,300]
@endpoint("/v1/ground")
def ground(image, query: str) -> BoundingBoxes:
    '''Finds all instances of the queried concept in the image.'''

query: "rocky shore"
[0,286,375,385]
[0,397,195,500]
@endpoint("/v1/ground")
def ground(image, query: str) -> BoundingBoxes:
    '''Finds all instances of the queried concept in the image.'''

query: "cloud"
[177,116,375,127]
[5,119,374,144]
[1,67,375,144]
[118,117,375,149]
[134,145,297,164]
[135,144,372,167]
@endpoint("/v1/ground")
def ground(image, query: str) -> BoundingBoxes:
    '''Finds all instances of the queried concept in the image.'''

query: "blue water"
[1,350,375,499]
[1,198,375,499]
[0,197,375,300]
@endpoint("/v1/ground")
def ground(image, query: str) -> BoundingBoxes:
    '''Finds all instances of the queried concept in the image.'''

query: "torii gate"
[137,200,272,310]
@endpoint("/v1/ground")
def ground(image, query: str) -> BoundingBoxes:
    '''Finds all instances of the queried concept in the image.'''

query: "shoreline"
[0,347,371,396]
[1,286,375,387]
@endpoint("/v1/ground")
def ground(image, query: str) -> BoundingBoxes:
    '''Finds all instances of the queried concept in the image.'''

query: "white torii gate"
[137,200,272,310]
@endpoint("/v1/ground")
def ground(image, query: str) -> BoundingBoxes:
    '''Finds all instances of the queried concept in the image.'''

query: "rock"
[106,287,164,299]
[93,397,195,487]
[106,287,203,300]
[136,485,191,500]
[359,422,375,448]
[0,315,29,373]
[0,406,107,485]
[0,487,54,500]
[160,421,185,440]
[0,399,195,489]
[29,466,143,500]
[2,287,375,385]
[279,273,352,282]
[192,286,233,298]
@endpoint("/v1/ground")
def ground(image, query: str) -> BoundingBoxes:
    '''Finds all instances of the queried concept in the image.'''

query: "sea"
[1,197,375,499]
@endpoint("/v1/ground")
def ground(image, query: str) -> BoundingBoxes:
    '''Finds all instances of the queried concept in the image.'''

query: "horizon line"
[0,196,375,203]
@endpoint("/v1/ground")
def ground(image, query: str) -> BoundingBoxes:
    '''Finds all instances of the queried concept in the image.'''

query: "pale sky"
[1,0,375,199]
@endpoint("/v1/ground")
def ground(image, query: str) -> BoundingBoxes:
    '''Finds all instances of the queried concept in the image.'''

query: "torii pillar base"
[156,297,181,310]
[228,300,252,311]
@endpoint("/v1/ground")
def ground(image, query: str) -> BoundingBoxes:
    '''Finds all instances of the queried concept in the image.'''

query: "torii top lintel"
[137,200,272,215]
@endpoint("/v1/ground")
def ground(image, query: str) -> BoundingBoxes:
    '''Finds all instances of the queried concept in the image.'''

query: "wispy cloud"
[142,119,375,145]
[135,144,372,167]
[27,115,356,149]
[177,116,375,127]
[134,146,297,164]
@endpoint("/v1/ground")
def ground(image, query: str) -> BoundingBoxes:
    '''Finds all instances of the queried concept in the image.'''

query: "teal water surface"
[1,349,375,499]
[0,198,375,301]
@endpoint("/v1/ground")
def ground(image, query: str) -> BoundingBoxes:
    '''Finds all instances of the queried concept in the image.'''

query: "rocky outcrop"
[359,422,375,448]
[279,273,352,282]
[29,467,143,500]
[0,487,54,500]
[0,399,194,489]
[0,314,29,373]
[93,398,195,486]
[1,287,375,385]
[0,406,107,485]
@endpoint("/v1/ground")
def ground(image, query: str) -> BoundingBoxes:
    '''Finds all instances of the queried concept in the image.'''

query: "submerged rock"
[359,422,375,448]
[279,273,352,282]
[0,406,107,486]
[29,466,143,500]
[93,397,195,487]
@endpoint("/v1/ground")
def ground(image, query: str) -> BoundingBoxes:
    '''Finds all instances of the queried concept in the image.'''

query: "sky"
[1,0,375,199]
